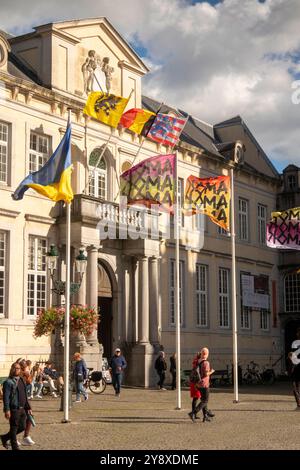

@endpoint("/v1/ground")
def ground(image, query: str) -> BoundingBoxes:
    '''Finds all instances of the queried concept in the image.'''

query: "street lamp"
[46,244,87,296]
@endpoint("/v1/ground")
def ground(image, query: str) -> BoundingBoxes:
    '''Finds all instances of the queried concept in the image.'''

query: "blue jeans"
[75,380,87,401]
[112,373,123,394]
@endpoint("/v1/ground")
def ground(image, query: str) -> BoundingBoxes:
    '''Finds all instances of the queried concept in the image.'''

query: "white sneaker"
[52,392,58,398]
[22,436,35,446]
[75,399,81,403]
[161,388,167,391]
[35,394,42,399]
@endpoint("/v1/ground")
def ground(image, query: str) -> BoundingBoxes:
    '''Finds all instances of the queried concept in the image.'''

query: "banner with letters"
[267,207,300,249]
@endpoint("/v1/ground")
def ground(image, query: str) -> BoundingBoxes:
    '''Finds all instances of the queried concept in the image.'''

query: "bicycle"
[83,368,107,394]
[243,361,275,385]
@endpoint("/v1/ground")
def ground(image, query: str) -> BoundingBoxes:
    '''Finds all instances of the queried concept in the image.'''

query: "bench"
[210,368,231,386]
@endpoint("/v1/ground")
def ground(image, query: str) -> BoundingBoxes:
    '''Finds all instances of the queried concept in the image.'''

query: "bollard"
[59,384,73,411]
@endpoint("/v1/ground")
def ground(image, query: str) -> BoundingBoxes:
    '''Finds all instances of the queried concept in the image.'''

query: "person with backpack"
[192,347,215,423]
[155,351,167,390]
[188,352,202,421]
[73,352,88,403]
[1,362,33,450]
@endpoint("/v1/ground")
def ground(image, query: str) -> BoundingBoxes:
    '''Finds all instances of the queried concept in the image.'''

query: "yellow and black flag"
[84,92,129,128]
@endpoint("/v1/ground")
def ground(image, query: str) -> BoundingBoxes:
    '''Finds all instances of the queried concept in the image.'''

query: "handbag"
[27,414,36,427]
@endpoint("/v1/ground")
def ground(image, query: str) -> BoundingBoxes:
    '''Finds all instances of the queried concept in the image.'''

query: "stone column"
[86,245,98,345]
[149,257,159,344]
[138,256,149,343]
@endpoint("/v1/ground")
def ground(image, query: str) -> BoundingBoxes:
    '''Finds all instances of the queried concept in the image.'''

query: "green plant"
[33,305,99,338]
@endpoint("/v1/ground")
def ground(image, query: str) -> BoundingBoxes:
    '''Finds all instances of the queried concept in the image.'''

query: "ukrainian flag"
[12,123,73,203]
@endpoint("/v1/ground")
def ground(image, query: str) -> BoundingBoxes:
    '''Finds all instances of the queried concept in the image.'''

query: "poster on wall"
[241,274,269,309]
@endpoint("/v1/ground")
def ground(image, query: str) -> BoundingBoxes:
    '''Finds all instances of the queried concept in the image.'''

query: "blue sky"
[1,0,300,172]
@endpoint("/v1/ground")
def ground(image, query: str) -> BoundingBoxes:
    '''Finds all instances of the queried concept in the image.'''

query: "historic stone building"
[0,17,294,385]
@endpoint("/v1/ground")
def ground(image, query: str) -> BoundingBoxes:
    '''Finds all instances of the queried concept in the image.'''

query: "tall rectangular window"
[196,264,208,327]
[219,268,230,328]
[0,122,9,184]
[260,309,269,331]
[238,198,249,241]
[258,204,267,244]
[241,306,251,329]
[0,231,6,316]
[170,259,184,325]
[27,236,47,316]
[29,133,50,173]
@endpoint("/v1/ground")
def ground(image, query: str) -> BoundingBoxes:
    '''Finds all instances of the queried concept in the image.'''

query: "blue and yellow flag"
[12,123,73,203]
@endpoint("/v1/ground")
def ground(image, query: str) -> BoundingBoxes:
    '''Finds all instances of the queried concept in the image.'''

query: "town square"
[0,0,300,454]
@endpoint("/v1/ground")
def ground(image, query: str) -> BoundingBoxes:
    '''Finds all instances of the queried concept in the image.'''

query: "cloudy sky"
[1,0,300,171]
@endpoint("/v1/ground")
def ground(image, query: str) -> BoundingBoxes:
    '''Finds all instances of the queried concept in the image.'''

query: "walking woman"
[1,362,33,450]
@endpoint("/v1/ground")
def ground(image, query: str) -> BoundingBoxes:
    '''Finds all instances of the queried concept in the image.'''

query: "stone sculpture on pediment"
[82,50,114,95]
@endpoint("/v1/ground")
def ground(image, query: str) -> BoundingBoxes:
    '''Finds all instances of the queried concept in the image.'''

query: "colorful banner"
[83,92,129,128]
[184,175,231,231]
[147,113,187,147]
[267,207,300,249]
[120,154,176,211]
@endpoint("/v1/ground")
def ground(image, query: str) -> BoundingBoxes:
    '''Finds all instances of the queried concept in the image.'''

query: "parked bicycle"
[243,361,275,385]
[83,368,107,394]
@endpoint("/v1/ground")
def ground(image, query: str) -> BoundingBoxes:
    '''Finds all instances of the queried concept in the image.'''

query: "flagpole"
[175,150,181,410]
[62,109,72,423]
[230,167,239,403]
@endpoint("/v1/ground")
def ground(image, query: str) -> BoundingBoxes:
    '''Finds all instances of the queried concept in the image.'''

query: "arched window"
[285,272,300,312]
[88,147,107,199]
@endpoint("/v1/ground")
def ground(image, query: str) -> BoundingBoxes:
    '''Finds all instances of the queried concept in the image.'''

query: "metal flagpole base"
[175,407,181,410]
[61,418,71,423]
[233,400,239,404]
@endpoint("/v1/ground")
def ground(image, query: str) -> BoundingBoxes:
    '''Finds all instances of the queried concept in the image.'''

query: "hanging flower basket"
[33,305,99,338]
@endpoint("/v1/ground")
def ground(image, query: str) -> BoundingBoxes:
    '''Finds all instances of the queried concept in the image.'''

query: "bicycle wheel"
[89,378,107,394]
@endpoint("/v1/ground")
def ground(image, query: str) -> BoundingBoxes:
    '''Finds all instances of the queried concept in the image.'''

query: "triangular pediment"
[9,17,148,105]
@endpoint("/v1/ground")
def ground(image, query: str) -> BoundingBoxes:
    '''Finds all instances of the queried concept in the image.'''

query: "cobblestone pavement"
[0,382,299,450]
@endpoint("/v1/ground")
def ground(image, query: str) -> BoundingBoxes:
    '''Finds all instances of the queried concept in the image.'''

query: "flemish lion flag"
[120,154,176,212]
[84,92,129,128]
[184,175,231,231]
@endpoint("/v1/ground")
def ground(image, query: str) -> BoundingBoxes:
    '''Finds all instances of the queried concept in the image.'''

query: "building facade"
[0,17,294,385]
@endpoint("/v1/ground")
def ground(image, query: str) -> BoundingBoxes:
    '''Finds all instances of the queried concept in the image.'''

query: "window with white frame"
[0,122,9,184]
[285,273,300,312]
[195,212,206,232]
[219,267,230,327]
[0,231,7,316]
[258,204,267,244]
[170,259,184,325]
[196,264,208,327]
[88,148,107,199]
[27,236,47,316]
[241,306,251,329]
[29,133,50,173]
[260,309,269,330]
[238,198,249,241]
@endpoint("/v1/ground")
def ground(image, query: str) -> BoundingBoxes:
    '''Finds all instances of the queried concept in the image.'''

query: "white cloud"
[1,0,300,169]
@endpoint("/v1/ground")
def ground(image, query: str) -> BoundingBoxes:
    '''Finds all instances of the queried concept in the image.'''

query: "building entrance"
[97,262,113,361]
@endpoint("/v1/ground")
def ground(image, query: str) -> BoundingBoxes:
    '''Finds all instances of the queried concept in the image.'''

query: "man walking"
[155,351,167,390]
[1,362,32,450]
[109,348,127,397]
